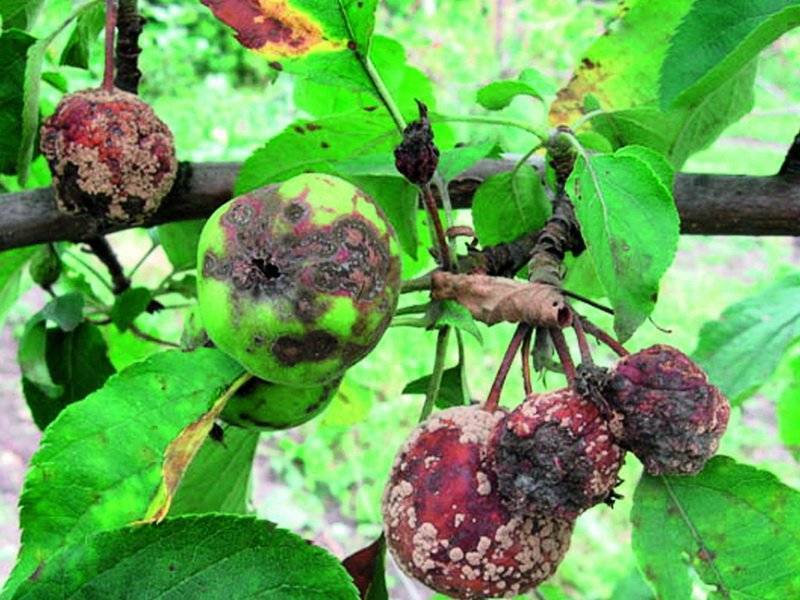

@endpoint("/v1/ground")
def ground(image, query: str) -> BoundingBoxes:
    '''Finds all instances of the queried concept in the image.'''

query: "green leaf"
[202,0,379,94]
[692,274,800,405]
[403,363,467,409]
[550,0,757,168]
[40,292,84,331]
[778,357,800,457]
[319,378,373,427]
[0,246,37,327]
[349,175,419,259]
[3,348,244,597]
[163,274,197,299]
[430,300,483,344]
[11,515,360,599]
[0,29,35,175]
[472,168,550,246]
[16,36,47,185]
[631,456,800,600]
[171,427,259,515]
[235,109,397,195]
[436,141,496,183]
[22,322,115,430]
[157,220,205,271]
[476,68,556,111]
[609,568,655,600]
[0,0,44,31]
[660,0,800,108]
[567,151,679,341]
[59,1,104,69]
[17,321,61,398]
[110,287,152,332]
[615,145,675,189]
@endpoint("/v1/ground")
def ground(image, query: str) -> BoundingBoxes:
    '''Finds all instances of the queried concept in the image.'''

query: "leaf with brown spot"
[201,0,380,93]
[140,372,251,523]
[2,349,245,598]
[548,0,756,168]
[431,272,569,328]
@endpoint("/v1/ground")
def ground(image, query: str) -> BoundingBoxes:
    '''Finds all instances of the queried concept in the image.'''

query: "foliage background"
[1,0,799,597]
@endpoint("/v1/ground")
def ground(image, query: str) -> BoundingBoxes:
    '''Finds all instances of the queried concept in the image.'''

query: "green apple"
[196,173,401,386]
[221,378,340,431]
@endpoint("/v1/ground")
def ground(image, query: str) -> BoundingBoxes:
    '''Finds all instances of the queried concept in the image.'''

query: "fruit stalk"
[580,317,629,356]
[549,327,577,384]
[520,326,533,395]
[485,323,531,412]
[103,0,118,91]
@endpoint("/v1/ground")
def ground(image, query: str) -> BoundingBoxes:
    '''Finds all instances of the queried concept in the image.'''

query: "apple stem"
[550,327,577,385]
[103,0,118,91]
[572,314,594,365]
[520,326,533,396]
[485,323,530,412]
[580,317,629,356]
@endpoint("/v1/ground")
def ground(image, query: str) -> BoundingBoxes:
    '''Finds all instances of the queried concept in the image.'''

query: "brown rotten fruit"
[40,88,177,223]
[604,344,730,475]
[494,389,625,520]
[382,406,573,599]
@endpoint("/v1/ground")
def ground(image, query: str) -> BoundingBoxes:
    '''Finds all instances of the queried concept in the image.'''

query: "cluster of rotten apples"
[41,85,404,430]
[382,344,730,599]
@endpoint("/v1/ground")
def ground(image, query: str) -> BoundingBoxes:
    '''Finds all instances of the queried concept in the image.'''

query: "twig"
[549,327,577,385]
[102,0,117,91]
[420,327,450,422]
[580,316,628,356]
[562,289,614,315]
[128,240,157,278]
[86,236,130,293]
[572,314,593,365]
[521,326,533,396]
[114,0,144,93]
[421,184,452,271]
[485,323,531,412]
[129,323,180,348]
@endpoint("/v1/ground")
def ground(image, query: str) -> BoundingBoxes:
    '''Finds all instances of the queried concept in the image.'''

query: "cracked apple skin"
[221,377,340,431]
[197,173,401,386]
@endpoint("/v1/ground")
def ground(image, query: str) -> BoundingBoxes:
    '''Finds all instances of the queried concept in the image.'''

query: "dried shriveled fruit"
[494,389,624,520]
[221,377,340,431]
[197,173,401,386]
[394,101,439,185]
[40,88,177,223]
[382,406,573,599]
[604,344,730,475]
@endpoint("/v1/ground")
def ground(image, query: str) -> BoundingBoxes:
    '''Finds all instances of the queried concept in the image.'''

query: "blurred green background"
[1,1,799,598]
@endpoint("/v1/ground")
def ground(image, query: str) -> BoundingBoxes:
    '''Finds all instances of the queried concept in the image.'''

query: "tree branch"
[1,160,799,251]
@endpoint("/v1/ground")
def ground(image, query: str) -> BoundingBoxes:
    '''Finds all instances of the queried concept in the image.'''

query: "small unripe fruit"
[221,377,340,431]
[604,344,730,475]
[29,246,62,289]
[197,173,401,386]
[40,88,177,223]
[382,406,573,599]
[494,389,625,520]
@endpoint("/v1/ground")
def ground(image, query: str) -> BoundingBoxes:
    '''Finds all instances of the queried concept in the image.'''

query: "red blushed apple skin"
[605,344,730,475]
[495,389,625,520]
[382,406,574,599]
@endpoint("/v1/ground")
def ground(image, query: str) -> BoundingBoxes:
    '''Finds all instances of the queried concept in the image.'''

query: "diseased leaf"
[550,0,757,168]
[110,287,152,332]
[158,220,205,271]
[632,456,800,600]
[660,0,800,108]
[235,109,398,195]
[2,349,244,597]
[692,274,800,405]
[202,0,379,94]
[59,1,104,69]
[11,515,360,600]
[342,535,388,600]
[171,426,259,516]
[0,29,35,175]
[567,151,679,340]
[22,322,115,430]
[472,168,550,246]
